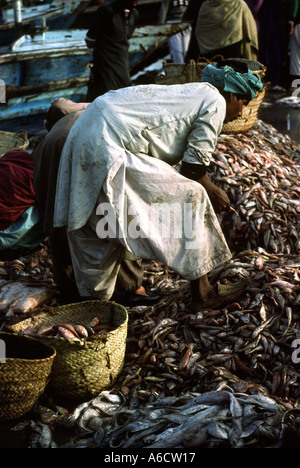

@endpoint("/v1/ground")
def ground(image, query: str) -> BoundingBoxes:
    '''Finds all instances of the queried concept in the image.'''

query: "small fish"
[57,323,80,338]
[56,326,81,342]
[35,324,54,336]
[72,324,89,338]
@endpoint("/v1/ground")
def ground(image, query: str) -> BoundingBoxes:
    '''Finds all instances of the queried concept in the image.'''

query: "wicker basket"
[155,59,267,134]
[12,300,128,400]
[155,58,219,85]
[0,332,56,421]
[0,130,29,158]
[222,82,267,134]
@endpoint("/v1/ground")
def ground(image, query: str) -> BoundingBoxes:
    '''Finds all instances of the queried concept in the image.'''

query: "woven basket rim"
[11,300,128,345]
[221,83,267,133]
[11,300,129,399]
[0,331,56,362]
[0,130,29,157]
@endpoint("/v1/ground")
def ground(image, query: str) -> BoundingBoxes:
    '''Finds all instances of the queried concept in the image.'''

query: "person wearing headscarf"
[201,63,263,101]
[254,0,289,89]
[53,66,263,309]
[195,0,258,60]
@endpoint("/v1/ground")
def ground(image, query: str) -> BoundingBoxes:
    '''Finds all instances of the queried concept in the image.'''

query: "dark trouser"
[49,227,144,304]
[86,64,131,102]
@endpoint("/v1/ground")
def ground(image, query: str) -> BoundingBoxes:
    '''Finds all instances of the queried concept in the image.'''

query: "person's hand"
[197,173,230,213]
[290,21,295,36]
[207,184,231,213]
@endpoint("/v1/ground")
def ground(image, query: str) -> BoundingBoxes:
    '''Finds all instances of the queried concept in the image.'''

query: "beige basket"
[0,332,56,421]
[222,82,268,134]
[0,130,29,157]
[155,59,267,133]
[12,300,128,400]
[155,58,218,85]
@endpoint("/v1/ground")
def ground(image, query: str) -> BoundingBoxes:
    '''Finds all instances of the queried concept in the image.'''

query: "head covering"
[196,0,258,60]
[201,64,263,101]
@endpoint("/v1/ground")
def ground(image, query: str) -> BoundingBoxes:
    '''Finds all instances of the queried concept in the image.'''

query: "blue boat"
[0,0,90,45]
[0,22,190,131]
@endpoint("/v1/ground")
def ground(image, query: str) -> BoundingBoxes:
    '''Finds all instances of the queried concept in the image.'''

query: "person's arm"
[181,162,230,213]
[180,94,230,213]
[197,173,230,213]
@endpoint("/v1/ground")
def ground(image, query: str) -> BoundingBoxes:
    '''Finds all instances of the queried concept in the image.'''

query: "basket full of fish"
[12,300,128,400]
[0,332,56,421]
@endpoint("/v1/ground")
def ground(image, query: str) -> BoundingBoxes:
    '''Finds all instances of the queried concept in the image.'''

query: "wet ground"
[258,89,300,144]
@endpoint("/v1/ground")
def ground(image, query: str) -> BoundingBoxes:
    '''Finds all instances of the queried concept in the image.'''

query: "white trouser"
[67,152,232,299]
[168,23,192,63]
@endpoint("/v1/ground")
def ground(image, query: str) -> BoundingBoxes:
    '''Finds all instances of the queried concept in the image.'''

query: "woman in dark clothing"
[184,0,206,62]
[85,0,139,102]
[257,0,289,88]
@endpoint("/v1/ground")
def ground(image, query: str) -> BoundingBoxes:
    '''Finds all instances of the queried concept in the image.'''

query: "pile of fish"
[1,120,300,448]
[111,250,300,402]
[0,280,54,317]
[26,390,300,448]
[0,248,56,319]
[213,120,300,256]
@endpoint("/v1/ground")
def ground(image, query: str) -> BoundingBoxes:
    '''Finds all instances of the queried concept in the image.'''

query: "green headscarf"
[201,64,263,101]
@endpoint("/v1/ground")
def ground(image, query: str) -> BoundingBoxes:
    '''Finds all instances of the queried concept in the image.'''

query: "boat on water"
[0,22,190,131]
[0,0,90,45]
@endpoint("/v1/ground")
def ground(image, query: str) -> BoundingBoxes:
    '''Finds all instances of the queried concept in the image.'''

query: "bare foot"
[134,285,148,297]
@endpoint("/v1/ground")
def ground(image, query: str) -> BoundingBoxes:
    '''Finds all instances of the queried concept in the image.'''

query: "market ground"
[258,89,300,144]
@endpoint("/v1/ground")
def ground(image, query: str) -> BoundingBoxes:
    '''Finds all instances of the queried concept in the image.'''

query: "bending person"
[33,98,161,306]
[53,65,263,308]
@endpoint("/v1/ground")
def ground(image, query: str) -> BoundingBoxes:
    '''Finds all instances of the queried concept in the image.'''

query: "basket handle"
[196,55,225,64]
[16,130,28,140]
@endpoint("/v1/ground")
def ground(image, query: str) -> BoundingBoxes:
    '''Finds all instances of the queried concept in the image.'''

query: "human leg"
[49,226,82,304]
[168,26,192,63]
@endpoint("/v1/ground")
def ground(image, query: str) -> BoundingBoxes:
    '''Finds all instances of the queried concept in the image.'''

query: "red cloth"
[0,150,36,231]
